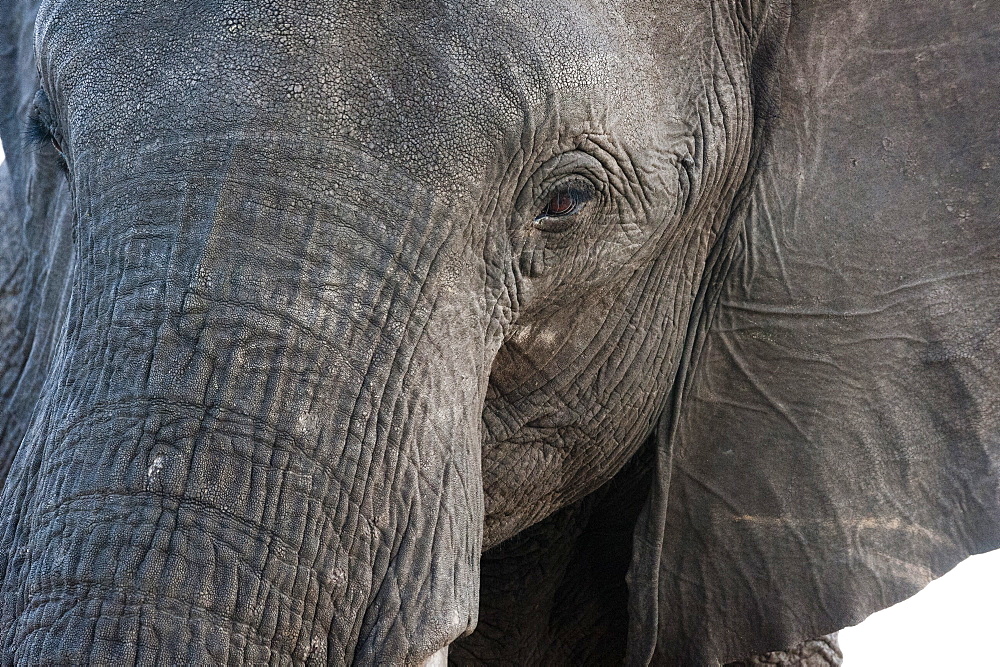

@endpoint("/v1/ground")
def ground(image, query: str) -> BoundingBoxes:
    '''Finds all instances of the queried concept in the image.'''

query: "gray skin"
[0,0,999,664]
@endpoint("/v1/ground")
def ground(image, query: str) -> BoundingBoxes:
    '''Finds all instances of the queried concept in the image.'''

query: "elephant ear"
[629,1,1000,664]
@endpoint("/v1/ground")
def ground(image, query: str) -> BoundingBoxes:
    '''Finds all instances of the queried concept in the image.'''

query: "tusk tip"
[419,646,448,667]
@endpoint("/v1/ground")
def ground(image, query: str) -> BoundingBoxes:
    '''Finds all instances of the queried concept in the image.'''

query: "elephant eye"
[544,190,578,217]
[534,184,592,231]
[26,89,67,168]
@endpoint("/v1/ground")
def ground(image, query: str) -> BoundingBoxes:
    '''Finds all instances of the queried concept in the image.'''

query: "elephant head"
[1,0,998,664]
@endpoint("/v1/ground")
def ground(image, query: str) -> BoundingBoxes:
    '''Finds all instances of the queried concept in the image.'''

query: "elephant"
[1,0,999,663]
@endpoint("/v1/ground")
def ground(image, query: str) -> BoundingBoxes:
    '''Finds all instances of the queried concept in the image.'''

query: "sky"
[1,139,998,665]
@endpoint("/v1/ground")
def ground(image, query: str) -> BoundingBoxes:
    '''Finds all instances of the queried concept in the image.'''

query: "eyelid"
[28,88,54,122]
[26,88,67,168]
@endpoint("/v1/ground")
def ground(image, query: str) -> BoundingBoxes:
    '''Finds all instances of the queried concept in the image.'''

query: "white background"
[1,139,997,666]
[840,550,1000,665]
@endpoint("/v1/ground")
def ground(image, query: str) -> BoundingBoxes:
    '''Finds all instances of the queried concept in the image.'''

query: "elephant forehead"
[34,0,662,187]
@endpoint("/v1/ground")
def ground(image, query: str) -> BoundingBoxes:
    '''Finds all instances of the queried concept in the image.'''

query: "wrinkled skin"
[1,0,999,664]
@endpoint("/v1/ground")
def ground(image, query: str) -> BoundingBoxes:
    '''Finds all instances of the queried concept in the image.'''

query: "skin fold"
[0,0,999,664]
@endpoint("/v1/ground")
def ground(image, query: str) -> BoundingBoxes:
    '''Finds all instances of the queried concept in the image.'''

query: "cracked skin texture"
[0,0,998,664]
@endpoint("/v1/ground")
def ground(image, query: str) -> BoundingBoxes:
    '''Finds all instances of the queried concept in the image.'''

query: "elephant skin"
[0,0,998,664]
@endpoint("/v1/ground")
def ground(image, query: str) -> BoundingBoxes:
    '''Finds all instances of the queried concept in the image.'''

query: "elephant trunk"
[0,140,496,663]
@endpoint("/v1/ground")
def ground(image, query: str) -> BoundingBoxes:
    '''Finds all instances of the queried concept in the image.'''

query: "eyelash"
[26,116,56,148]
[26,113,68,171]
